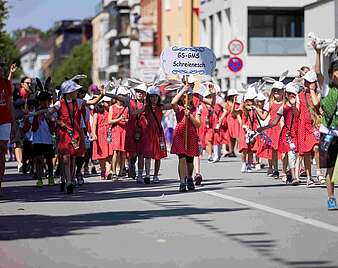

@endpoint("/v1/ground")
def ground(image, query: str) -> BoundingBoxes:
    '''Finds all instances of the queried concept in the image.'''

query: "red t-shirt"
[0,78,13,124]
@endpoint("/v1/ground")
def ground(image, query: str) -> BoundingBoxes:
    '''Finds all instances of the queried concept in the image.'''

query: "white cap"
[147,86,160,96]
[61,80,82,94]
[303,70,317,83]
[244,86,257,101]
[216,95,225,106]
[285,82,298,95]
[84,93,92,101]
[102,96,112,102]
[117,86,128,95]
[187,76,198,83]
[256,92,266,101]
[227,88,238,96]
[272,81,284,90]
[134,83,147,92]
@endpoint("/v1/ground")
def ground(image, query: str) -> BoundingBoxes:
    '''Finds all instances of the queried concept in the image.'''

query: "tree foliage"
[0,0,20,76]
[51,42,92,89]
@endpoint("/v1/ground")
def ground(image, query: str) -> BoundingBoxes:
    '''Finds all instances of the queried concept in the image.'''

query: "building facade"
[162,0,200,47]
[200,0,337,90]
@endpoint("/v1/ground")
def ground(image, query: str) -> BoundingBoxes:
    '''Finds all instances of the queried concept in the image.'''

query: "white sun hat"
[285,82,298,95]
[147,86,160,96]
[272,81,285,90]
[187,76,198,84]
[244,86,257,101]
[134,83,147,92]
[256,92,266,101]
[303,70,317,83]
[227,88,238,96]
[117,86,129,96]
[61,80,82,94]
[102,96,112,102]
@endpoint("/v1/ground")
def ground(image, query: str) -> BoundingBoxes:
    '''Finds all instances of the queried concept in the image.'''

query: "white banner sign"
[160,46,216,75]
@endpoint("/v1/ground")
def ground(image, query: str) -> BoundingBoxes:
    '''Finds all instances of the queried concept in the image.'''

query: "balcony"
[248,37,305,55]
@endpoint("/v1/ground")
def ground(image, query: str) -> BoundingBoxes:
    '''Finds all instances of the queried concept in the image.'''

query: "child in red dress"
[226,89,241,157]
[238,89,258,173]
[108,87,129,179]
[297,71,322,186]
[49,80,104,194]
[125,83,147,182]
[258,82,300,185]
[92,96,112,180]
[256,82,284,179]
[213,95,229,162]
[171,85,201,192]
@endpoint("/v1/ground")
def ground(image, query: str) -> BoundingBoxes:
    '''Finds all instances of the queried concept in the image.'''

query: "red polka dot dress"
[199,103,217,149]
[109,104,128,152]
[266,101,283,150]
[171,105,199,157]
[227,103,241,139]
[297,91,319,155]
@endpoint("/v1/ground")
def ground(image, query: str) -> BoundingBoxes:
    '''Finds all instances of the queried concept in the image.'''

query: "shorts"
[320,136,338,169]
[178,154,194,163]
[0,123,11,141]
[23,140,33,160]
[32,143,55,159]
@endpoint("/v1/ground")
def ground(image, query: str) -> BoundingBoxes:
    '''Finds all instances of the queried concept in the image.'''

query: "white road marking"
[205,190,338,233]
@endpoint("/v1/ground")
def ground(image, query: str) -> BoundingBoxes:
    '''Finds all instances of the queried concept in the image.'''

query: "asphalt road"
[1,156,338,268]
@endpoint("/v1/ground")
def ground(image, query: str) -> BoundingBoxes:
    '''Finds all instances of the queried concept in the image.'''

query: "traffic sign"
[228,57,243,73]
[228,39,244,55]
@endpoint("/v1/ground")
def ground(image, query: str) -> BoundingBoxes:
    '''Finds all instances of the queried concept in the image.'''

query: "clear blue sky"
[5,0,101,33]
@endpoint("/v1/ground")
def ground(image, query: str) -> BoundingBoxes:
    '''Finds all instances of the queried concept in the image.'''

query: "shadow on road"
[0,207,248,241]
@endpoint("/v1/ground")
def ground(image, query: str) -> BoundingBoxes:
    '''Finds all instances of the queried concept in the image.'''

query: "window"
[165,0,171,10]
[248,8,304,55]
[248,9,304,38]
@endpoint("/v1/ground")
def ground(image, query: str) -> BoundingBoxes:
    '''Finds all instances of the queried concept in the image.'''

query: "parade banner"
[160,46,216,75]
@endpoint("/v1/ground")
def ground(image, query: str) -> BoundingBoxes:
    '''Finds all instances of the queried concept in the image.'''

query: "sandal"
[291,178,300,186]
[317,175,326,185]
[306,178,316,188]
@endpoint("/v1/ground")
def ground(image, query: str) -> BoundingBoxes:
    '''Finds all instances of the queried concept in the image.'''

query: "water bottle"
[286,135,296,152]
[320,129,334,152]
[107,127,112,144]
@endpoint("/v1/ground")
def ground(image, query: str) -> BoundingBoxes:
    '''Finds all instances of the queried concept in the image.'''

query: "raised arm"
[312,41,324,87]
[171,85,188,110]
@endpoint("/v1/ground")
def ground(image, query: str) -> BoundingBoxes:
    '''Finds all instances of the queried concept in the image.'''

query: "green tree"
[0,0,20,76]
[51,42,92,89]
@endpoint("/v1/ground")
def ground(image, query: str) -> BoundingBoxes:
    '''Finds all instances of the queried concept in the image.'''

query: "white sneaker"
[153,176,160,184]
[212,157,219,163]
[255,164,261,171]
[241,163,247,173]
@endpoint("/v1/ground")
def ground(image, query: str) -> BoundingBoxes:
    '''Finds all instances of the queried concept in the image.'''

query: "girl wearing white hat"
[225,89,241,158]
[108,87,129,180]
[49,80,105,194]
[255,82,285,179]
[92,96,113,180]
[257,82,300,185]
[238,88,259,173]
[125,83,147,182]
[297,70,323,187]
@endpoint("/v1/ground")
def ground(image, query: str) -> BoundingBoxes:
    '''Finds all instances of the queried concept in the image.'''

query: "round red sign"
[228,57,243,73]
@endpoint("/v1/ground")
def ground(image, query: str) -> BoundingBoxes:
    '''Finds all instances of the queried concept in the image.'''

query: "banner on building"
[160,46,216,75]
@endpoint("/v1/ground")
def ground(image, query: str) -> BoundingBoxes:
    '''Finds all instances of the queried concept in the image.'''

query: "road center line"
[204,190,338,233]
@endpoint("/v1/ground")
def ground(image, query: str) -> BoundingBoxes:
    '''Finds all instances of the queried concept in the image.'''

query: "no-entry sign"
[228,57,243,73]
